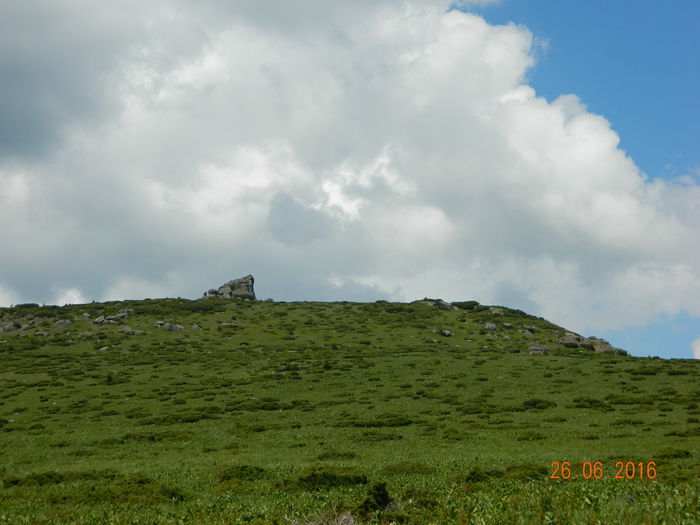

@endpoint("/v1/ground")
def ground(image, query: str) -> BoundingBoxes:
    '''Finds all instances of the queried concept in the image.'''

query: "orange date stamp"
[550,461,657,480]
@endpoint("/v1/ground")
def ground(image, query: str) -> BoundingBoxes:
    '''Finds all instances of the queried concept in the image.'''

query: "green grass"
[0,298,698,523]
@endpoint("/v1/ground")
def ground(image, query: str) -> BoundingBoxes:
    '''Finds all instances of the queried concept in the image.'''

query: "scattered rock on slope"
[203,275,256,300]
[559,332,627,354]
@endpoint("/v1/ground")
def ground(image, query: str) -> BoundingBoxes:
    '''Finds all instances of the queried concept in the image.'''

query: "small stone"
[163,323,184,332]
[94,316,105,324]
[484,323,497,331]
[54,319,72,328]
[528,346,549,355]
[440,329,453,337]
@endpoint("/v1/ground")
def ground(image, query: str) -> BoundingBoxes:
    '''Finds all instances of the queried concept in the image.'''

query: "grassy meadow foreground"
[0,298,698,524]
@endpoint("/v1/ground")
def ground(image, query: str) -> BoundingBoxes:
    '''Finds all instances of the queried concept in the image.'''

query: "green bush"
[357,481,392,517]
[452,301,480,310]
[290,468,368,491]
[522,398,557,410]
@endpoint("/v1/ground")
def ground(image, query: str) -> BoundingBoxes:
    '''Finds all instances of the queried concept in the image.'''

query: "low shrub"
[289,468,368,491]
[217,464,266,483]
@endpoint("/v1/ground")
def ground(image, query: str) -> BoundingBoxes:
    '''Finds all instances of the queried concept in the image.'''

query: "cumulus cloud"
[54,288,87,306]
[0,0,698,338]
[0,284,19,307]
[693,338,700,360]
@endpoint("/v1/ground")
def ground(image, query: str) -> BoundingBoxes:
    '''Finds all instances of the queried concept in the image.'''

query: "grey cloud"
[266,192,334,245]
[0,2,140,160]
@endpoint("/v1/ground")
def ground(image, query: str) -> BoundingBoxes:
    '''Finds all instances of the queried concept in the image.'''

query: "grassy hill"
[0,298,698,524]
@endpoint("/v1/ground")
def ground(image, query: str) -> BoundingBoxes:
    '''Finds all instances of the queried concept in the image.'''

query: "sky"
[0,0,698,359]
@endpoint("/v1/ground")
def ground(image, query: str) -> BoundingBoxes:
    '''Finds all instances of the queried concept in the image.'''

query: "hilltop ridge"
[1,295,698,524]
[0,295,626,357]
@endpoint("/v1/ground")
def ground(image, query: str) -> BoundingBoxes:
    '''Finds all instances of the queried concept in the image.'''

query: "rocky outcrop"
[154,321,184,332]
[203,275,256,300]
[585,337,627,354]
[419,299,456,310]
[558,332,627,354]
[117,325,144,335]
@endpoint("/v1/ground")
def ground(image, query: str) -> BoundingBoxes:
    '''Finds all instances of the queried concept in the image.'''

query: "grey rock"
[36,331,49,337]
[559,331,583,348]
[94,316,105,324]
[97,346,110,352]
[522,325,536,333]
[117,325,143,335]
[203,274,256,300]
[489,307,503,315]
[154,321,166,327]
[54,319,72,328]
[584,337,627,354]
[163,323,184,332]
[503,323,512,328]
[440,329,453,337]
[419,299,458,310]
[528,346,549,355]
[435,300,457,311]
[484,323,497,331]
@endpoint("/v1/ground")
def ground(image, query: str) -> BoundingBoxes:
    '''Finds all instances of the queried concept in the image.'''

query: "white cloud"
[54,288,86,306]
[101,277,174,302]
[453,0,502,6]
[0,1,698,338]
[692,338,700,360]
[0,284,19,307]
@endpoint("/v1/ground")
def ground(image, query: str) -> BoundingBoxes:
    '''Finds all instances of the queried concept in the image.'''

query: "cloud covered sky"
[1,0,698,358]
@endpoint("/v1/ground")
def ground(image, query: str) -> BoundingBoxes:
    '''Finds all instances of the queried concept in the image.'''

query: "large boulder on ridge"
[203,275,256,300]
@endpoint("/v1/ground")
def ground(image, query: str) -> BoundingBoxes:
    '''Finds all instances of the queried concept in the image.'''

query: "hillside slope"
[0,298,698,524]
